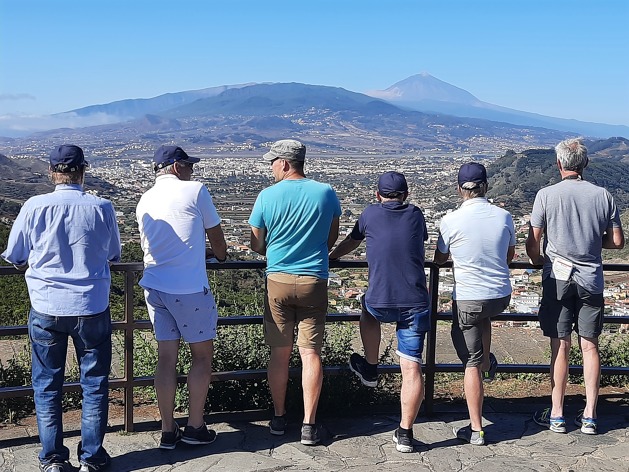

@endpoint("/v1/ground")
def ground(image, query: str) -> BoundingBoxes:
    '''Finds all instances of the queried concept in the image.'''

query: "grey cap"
[263,139,306,162]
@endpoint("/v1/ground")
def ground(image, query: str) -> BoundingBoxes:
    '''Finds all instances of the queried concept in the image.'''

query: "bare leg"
[268,346,292,417]
[155,340,180,432]
[299,347,323,424]
[187,340,214,428]
[579,336,600,419]
[399,357,424,429]
[550,336,571,418]
[360,308,381,364]
[464,365,484,430]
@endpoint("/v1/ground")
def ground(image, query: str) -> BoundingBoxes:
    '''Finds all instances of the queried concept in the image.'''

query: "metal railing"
[1,260,628,432]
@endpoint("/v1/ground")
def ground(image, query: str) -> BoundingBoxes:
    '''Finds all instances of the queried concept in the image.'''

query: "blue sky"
[1,0,628,127]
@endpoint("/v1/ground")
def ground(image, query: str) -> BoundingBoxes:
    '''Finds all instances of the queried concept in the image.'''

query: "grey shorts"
[144,288,219,343]
[451,295,511,367]
[538,277,604,339]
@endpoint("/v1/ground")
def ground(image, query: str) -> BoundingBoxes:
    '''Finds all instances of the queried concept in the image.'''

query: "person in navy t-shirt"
[329,171,430,453]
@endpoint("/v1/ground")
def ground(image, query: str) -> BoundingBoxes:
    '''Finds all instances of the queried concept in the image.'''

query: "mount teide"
[367,73,629,138]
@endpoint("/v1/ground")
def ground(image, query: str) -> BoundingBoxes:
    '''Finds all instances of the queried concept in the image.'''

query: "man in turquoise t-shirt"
[249,139,341,446]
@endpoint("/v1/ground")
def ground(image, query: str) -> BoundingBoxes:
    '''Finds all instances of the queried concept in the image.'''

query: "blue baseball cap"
[378,171,408,195]
[153,145,200,171]
[458,162,487,188]
[49,145,88,172]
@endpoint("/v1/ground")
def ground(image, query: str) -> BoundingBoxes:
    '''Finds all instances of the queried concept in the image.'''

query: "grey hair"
[555,138,588,172]
[155,163,177,176]
[460,182,488,199]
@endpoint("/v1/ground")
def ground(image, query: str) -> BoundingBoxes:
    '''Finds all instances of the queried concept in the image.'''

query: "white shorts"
[144,287,219,343]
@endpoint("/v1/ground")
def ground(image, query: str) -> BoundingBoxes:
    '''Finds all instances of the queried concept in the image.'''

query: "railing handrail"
[1,260,628,431]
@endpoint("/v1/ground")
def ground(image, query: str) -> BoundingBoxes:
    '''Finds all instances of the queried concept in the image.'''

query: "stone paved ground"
[2,394,628,472]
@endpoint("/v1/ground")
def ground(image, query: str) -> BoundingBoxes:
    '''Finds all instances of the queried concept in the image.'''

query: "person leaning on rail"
[136,145,227,450]
[249,139,341,446]
[2,145,121,472]
[329,171,431,453]
[434,162,515,446]
[526,138,624,435]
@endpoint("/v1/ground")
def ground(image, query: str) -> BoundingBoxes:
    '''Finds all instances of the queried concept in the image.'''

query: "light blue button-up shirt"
[2,184,121,316]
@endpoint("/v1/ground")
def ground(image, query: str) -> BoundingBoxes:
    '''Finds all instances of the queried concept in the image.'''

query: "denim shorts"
[362,297,430,363]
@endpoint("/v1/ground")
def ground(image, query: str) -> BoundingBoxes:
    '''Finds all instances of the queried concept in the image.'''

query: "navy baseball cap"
[153,145,200,171]
[378,171,408,195]
[458,162,487,188]
[49,145,88,172]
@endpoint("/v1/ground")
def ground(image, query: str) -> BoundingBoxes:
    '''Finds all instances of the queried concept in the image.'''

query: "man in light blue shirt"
[249,139,340,445]
[435,162,515,446]
[3,145,121,472]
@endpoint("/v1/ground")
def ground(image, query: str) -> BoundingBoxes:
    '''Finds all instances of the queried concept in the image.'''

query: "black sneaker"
[300,424,320,445]
[159,425,182,450]
[482,353,498,382]
[269,415,287,435]
[349,353,378,387]
[392,428,414,453]
[181,423,217,445]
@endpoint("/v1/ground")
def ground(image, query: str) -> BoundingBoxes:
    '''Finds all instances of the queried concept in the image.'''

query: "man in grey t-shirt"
[526,138,624,435]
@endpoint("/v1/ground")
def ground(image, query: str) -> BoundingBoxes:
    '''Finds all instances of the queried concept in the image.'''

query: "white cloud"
[0,112,124,137]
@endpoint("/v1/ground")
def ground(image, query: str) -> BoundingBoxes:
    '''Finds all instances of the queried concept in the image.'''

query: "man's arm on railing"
[329,234,361,260]
[206,223,228,262]
[250,226,267,256]
[525,225,545,265]
[328,216,340,251]
[602,226,625,249]
[433,248,449,265]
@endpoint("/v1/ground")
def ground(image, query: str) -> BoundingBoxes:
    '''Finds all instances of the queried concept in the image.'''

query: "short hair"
[286,159,304,173]
[380,191,406,200]
[50,169,84,185]
[555,138,588,172]
[460,182,487,199]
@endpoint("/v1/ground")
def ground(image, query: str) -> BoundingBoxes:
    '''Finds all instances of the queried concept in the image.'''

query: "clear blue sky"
[1,0,628,126]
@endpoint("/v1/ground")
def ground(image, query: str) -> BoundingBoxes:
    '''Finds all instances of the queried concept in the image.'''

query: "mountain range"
[1,74,626,147]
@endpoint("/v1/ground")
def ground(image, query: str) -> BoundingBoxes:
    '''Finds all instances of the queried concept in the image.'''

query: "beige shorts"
[264,273,328,349]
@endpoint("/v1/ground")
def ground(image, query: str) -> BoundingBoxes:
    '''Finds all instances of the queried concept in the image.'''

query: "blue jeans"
[362,298,430,363]
[29,307,112,468]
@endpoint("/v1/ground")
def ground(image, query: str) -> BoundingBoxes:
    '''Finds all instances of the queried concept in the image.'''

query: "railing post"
[424,263,440,415]
[123,267,135,432]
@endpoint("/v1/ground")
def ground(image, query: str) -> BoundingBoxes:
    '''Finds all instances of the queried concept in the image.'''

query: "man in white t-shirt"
[434,162,515,446]
[136,145,227,450]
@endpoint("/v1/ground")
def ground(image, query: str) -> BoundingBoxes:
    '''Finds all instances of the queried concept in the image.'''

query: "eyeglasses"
[270,158,282,165]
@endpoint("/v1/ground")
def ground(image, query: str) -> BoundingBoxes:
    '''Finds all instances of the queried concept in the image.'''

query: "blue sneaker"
[575,410,597,435]
[533,408,566,433]
[482,353,498,382]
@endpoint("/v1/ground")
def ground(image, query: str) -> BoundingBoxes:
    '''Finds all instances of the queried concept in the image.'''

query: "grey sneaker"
[269,415,287,436]
[79,462,110,472]
[300,424,320,445]
[181,423,217,445]
[453,424,485,445]
[159,425,182,450]
[39,463,69,472]
[533,408,566,433]
[349,353,378,387]
[392,428,414,453]
[574,410,597,435]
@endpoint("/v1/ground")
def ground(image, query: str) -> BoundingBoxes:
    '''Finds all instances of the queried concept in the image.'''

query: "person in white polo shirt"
[136,145,227,450]
[434,162,515,446]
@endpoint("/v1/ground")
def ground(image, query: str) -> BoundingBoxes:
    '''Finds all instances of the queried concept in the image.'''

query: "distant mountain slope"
[0,154,116,218]
[63,83,255,120]
[367,74,629,139]
[487,137,629,213]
